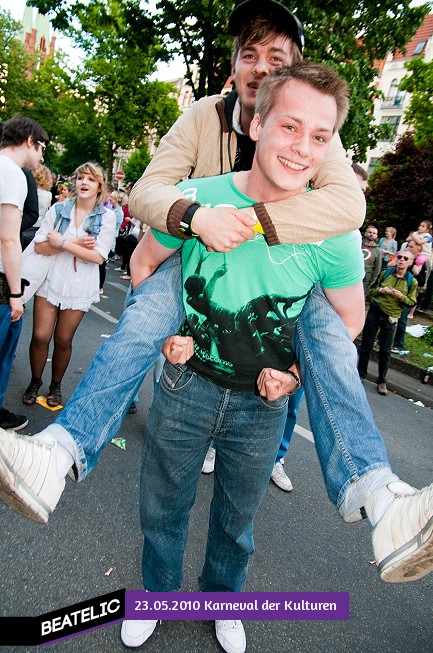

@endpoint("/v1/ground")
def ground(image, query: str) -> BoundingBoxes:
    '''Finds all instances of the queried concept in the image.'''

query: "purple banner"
[125,591,349,621]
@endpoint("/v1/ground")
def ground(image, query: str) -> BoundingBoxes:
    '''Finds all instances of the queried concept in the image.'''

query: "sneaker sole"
[0,452,52,524]
[4,418,29,431]
[378,514,433,582]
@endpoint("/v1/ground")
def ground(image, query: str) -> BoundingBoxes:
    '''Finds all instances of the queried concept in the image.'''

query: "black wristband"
[286,369,302,395]
[9,292,23,298]
[179,203,201,236]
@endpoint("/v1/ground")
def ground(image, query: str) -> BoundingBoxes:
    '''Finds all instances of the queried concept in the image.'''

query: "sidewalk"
[362,357,433,408]
[356,308,433,408]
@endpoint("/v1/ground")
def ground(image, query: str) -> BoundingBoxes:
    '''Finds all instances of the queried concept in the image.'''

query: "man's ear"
[26,136,35,149]
[249,113,261,142]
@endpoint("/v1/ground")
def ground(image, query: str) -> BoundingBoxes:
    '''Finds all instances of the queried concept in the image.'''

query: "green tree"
[155,0,233,99]
[30,0,431,159]
[298,1,430,159]
[399,58,433,146]
[123,144,151,185]
[366,132,433,239]
[31,0,179,175]
[0,9,36,118]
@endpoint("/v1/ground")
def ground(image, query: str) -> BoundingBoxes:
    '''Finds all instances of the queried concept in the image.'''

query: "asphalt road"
[1,261,432,653]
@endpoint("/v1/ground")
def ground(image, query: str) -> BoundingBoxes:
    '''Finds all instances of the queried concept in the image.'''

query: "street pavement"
[1,261,432,653]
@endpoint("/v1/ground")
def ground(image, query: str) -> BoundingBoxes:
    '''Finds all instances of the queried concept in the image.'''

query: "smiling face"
[247,78,337,202]
[232,34,294,126]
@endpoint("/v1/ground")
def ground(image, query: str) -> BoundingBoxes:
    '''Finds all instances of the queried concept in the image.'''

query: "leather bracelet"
[286,369,302,396]
[9,292,23,298]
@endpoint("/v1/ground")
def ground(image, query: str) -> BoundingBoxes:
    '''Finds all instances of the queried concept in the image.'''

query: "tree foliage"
[123,144,151,185]
[29,0,180,174]
[155,0,233,99]
[399,58,433,147]
[29,0,431,160]
[365,132,433,240]
[297,1,430,159]
[0,10,36,118]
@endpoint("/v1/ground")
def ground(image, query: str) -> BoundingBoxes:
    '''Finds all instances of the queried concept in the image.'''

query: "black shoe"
[0,407,29,431]
[47,383,62,408]
[127,402,137,415]
[22,378,43,405]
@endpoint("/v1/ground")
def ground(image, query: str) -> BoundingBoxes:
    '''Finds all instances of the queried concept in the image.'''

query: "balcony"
[381,95,405,109]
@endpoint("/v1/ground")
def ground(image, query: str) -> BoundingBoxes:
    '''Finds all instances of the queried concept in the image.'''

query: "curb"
[355,340,433,409]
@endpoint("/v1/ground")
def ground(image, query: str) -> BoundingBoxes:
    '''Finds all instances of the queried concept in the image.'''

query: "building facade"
[364,14,433,175]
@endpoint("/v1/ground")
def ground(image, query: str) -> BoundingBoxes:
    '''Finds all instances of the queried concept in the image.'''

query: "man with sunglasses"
[358,249,418,395]
[0,115,48,431]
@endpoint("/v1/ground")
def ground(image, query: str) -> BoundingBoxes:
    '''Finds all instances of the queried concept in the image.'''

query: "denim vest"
[53,199,105,237]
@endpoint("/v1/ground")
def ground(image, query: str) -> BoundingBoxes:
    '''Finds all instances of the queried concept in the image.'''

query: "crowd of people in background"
[357,213,433,395]
[0,115,138,430]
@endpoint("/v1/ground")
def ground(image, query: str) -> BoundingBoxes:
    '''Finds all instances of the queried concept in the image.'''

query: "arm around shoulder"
[129,97,223,234]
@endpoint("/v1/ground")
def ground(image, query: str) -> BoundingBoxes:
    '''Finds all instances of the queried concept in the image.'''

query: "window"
[413,40,426,55]
[383,79,405,107]
[379,115,401,141]
[388,79,398,99]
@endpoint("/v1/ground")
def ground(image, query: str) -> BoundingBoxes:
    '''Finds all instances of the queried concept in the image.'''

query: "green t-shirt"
[154,173,364,391]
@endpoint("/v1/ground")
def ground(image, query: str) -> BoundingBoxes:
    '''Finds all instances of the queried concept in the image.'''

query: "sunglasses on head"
[397,254,411,261]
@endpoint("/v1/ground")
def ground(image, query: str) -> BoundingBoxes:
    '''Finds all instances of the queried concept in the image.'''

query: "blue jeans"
[358,302,397,384]
[202,388,303,464]
[0,305,22,408]
[293,286,393,520]
[140,361,288,592]
[276,388,304,463]
[45,256,393,520]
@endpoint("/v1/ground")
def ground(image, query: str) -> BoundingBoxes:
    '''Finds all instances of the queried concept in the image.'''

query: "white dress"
[34,203,116,311]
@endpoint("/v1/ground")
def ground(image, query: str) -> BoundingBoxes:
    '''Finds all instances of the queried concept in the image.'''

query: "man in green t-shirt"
[119,63,381,652]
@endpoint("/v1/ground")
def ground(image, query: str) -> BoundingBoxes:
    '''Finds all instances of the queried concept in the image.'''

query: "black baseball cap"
[228,1,304,53]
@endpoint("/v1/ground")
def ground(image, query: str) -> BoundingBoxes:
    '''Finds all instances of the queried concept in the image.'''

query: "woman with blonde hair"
[378,226,398,270]
[22,162,116,407]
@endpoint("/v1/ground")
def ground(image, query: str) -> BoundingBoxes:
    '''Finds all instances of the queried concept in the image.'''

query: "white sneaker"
[373,482,433,582]
[270,462,293,492]
[202,446,216,474]
[0,429,65,524]
[215,620,246,653]
[120,620,159,648]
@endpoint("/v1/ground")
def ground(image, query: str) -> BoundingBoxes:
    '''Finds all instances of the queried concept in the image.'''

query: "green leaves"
[366,133,433,236]
[7,0,432,168]
[400,58,433,146]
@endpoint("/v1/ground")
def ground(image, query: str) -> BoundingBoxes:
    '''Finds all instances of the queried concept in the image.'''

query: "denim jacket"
[53,199,104,238]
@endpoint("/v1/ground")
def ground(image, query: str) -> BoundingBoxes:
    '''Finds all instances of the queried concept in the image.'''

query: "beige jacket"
[129,94,365,246]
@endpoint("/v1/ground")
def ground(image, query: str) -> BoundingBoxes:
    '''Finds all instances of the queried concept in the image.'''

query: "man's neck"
[239,105,255,136]
[233,168,306,203]
[0,146,26,168]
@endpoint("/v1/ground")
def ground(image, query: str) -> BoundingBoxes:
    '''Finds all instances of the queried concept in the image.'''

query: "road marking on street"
[294,424,314,443]
[107,282,128,293]
[89,305,119,324]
